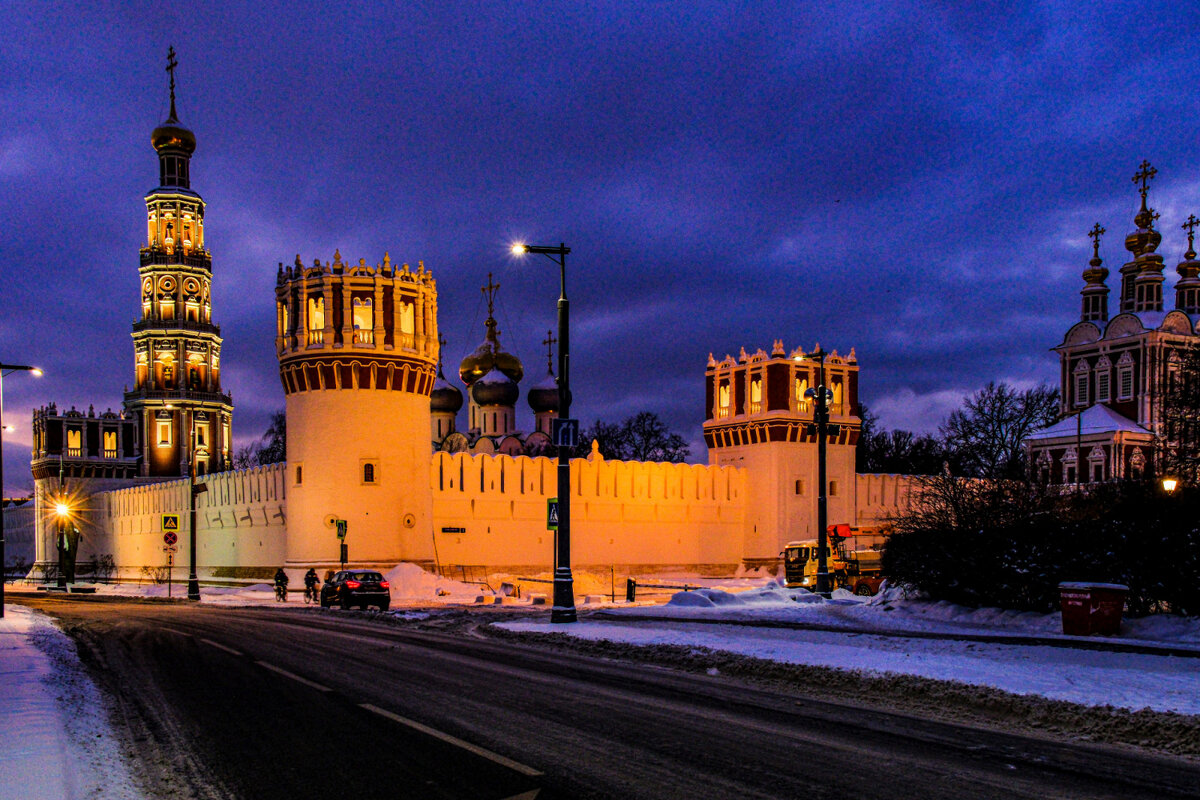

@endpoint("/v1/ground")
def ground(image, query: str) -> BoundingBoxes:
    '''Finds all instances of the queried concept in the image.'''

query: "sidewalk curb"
[591,611,1200,659]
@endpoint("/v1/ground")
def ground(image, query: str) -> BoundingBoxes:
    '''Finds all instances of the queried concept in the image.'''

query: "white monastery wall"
[2,504,36,568]
[43,464,289,582]
[430,452,746,572]
[853,472,919,529]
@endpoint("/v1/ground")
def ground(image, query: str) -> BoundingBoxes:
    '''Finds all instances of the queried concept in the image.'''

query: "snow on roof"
[1027,404,1151,441]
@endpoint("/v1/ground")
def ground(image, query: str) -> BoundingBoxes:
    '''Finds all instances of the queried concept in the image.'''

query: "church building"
[1028,161,1200,483]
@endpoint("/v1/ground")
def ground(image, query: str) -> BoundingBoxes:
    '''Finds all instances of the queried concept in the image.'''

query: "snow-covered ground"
[0,604,146,800]
[618,580,1200,648]
[499,580,1200,715]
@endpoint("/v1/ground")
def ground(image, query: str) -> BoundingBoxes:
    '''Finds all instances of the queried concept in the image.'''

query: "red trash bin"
[1058,582,1128,636]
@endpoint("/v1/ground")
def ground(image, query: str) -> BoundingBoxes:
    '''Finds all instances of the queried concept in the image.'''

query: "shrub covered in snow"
[884,477,1200,616]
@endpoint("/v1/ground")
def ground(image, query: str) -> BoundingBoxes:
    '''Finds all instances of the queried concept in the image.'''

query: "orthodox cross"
[437,333,447,369]
[165,46,179,121]
[542,329,557,373]
[1184,214,1200,259]
[1088,222,1105,259]
[481,273,500,316]
[1132,159,1157,202]
[481,273,501,341]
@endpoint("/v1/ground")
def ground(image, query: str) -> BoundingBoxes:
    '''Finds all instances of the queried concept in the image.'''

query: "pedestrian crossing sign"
[547,498,559,531]
[162,513,180,532]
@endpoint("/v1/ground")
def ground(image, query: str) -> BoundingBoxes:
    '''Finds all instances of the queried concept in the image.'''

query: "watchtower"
[703,340,861,564]
[275,251,439,569]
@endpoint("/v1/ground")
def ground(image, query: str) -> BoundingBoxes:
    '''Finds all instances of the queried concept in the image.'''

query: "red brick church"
[1027,161,1200,484]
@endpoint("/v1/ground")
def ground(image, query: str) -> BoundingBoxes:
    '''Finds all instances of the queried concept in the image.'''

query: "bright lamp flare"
[31,367,44,377]
[511,243,527,255]
[1162,477,1179,494]
[55,502,70,517]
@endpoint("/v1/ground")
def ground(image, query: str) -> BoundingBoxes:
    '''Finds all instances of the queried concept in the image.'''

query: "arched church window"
[1117,357,1134,400]
[795,377,809,412]
[66,429,82,457]
[1095,356,1111,403]
[831,382,843,413]
[363,462,375,484]
[750,378,762,414]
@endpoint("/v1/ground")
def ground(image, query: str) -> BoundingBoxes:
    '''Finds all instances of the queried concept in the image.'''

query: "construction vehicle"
[782,525,886,596]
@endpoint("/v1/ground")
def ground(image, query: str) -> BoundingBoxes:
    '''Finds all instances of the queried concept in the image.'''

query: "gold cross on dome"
[481,273,500,317]
[542,329,557,372]
[1184,214,1199,258]
[1088,222,1105,258]
[165,46,179,120]
[437,333,447,368]
[1132,159,1157,201]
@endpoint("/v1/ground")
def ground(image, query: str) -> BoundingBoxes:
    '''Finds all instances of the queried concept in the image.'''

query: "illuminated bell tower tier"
[276,251,439,568]
[123,49,233,478]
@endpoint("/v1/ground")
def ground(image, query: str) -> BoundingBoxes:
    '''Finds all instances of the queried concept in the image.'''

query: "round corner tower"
[276,251,438,569]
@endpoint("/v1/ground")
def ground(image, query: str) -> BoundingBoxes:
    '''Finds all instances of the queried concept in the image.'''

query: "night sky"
[4,1,1200,495]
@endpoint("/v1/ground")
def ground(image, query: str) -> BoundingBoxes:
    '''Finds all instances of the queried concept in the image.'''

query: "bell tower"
[124,48,232,478]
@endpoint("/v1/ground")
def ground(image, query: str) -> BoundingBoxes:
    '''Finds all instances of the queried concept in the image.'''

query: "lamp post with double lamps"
[802,349,834,597]
[1,363,42,617]
[511,242,577,623]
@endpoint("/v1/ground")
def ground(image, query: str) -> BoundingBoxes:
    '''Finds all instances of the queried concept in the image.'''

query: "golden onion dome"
[152,121,196,154]
[459,341,523,385]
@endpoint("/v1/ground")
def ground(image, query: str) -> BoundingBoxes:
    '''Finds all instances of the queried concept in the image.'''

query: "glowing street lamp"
[1,363,42,617]
[511,242,577,623]
[1162,476,1179,494]
[54,498,72,589]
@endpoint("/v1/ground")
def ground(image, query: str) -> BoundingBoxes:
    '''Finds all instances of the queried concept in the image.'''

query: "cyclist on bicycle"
[273,568,289,601]
[303,568,320,602]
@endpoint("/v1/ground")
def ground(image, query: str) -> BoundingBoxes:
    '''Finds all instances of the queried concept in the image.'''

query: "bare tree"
[573,413,690,462]
[1159,347,1200,485]
[229,411,286,469]
[940,382,1059,479]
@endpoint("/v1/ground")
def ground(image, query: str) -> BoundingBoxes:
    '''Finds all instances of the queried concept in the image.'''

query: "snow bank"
[0,605,146,799]
[383,562,481,602]
[666,580,822,609]
[629,578,1200,650]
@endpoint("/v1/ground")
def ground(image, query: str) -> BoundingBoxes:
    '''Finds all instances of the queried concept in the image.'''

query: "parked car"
[320,570,390,611]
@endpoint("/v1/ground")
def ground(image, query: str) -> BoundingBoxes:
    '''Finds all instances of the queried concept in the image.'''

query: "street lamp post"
[803,350,833,597]
[186,457,207,601]
[1,363,42,618]
[512,242,576,623]
[54,501,70,589]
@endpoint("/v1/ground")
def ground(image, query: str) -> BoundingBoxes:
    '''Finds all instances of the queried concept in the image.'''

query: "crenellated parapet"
[275,250,439,397]
[703,341,860,449]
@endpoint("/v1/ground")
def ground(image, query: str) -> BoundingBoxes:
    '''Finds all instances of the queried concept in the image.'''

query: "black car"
[320,570,391,611]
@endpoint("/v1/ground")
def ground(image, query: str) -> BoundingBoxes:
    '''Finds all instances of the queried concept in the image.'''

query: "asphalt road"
[16,595,1200,800]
